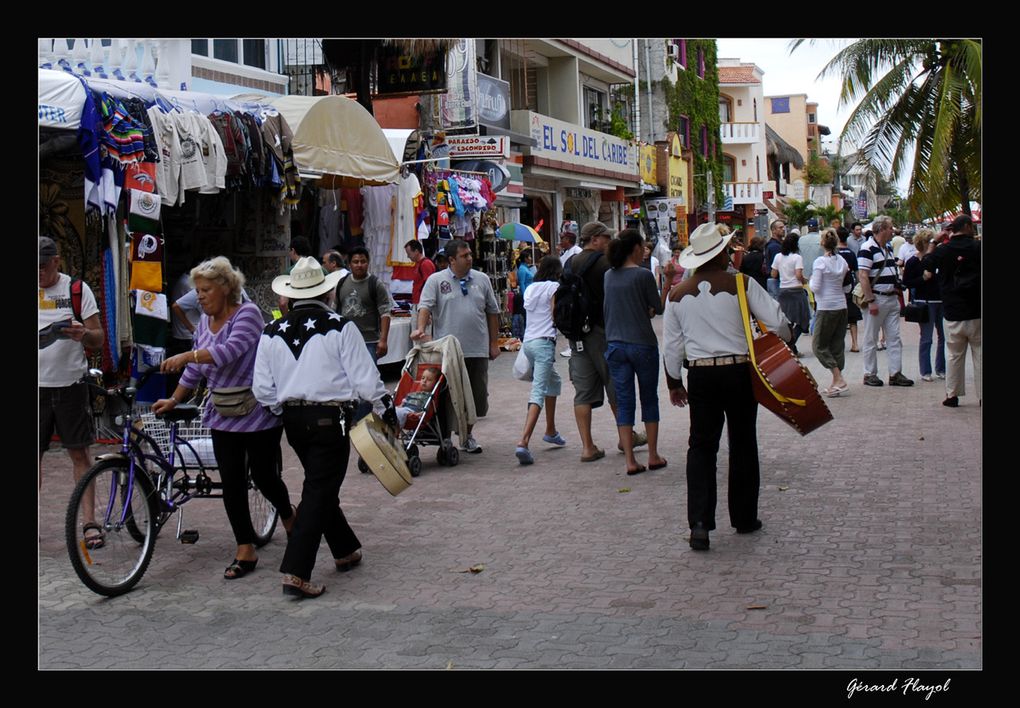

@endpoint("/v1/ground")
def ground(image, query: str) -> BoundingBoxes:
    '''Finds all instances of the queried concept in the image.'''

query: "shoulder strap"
[735,274,806,407]
[571,250,599,279]
[70,277,83,323]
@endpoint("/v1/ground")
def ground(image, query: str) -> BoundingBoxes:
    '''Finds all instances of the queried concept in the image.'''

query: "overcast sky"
[714,38,913,193]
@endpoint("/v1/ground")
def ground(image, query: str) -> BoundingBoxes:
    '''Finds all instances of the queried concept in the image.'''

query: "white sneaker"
[936,372,946,379]
[560,348,571,358]
[461,436,483,454]
[921,374,934,382]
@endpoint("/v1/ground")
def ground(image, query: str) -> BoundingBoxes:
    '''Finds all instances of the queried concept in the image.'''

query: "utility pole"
[706,170,716,223]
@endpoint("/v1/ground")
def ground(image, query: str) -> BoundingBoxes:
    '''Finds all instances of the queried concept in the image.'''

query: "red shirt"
[411,257,436,304]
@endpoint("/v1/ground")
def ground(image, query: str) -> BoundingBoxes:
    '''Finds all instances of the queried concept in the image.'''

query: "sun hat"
[677,222,733,270]
[272,257,343,300]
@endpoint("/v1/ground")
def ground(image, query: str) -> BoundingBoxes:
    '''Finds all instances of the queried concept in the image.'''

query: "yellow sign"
[639,144,657,185]
[676,206,689,248]
[668,153,687,201]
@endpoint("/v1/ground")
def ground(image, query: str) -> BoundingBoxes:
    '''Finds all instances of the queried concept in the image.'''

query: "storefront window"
[192,39,208,56]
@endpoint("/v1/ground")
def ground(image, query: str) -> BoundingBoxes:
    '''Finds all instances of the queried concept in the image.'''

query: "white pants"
[945,318,981,400]
[862,294,903,377]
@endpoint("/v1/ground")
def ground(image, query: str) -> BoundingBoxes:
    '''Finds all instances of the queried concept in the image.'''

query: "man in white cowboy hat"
[662,222,792,552]
[253,257,399,599]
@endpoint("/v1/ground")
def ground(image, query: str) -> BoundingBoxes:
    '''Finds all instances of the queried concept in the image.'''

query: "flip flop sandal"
[83,523,105,550]
[580,447,605,462]
[224,558,258,580]
[626,464,648,476]
[649,460,668,471]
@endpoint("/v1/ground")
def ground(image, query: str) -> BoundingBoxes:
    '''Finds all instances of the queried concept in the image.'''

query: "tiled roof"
[718,66,759,84]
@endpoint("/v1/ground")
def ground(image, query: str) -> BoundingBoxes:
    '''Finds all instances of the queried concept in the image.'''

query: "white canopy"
[39,69,86,130]
[382,128,416,164]
[267,95,400,186]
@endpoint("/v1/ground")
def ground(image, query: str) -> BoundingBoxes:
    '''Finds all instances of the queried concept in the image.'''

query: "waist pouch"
[211,386,258,417]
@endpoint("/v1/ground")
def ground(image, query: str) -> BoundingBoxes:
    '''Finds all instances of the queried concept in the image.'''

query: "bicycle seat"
[159,404,201,423]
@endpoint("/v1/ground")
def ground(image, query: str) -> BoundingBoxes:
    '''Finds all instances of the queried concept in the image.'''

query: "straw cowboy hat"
[272,257,343,299]
[677,222,733,270]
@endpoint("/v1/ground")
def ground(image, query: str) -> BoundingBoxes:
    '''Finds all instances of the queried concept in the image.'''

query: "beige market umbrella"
[266,94,401,187]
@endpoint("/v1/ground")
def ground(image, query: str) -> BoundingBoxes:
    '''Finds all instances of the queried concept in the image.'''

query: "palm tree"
[781,198,815,232]
[790,39,980,220]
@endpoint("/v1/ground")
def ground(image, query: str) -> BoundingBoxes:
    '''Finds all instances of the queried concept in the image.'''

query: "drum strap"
[735,274,806,407]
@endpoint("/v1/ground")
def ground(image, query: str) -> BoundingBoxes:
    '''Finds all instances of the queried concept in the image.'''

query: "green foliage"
[660,39,724,207]
[805,155,834,185]
[606,105,634,141]
[815,204,842,225]
[781,199,816,230]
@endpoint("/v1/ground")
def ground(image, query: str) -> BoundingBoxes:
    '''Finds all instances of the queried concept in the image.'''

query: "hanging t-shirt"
[362,184,398,279]
[147,105,182,207]
[193,113,227,194]
[39,273,100,387]
[174,111,208,198]
[390,173,422,266]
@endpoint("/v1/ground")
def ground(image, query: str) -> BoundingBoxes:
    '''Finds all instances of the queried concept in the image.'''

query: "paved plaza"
[38,321,981,670]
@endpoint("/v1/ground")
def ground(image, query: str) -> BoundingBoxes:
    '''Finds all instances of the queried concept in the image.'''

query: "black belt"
[284,400,356,408]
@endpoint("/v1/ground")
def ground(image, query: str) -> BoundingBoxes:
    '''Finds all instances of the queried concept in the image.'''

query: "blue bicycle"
[65,370,280,597]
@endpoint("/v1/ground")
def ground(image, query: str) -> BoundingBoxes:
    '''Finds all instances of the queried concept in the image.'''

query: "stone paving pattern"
[39,321,981,669]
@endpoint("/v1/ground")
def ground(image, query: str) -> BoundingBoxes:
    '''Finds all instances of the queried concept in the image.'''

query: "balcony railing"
[724,181,764,205]
[39,39,169,87]
[719,122,760,144]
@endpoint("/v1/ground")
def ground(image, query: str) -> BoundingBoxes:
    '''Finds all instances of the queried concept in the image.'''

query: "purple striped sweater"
[179,302,281,432]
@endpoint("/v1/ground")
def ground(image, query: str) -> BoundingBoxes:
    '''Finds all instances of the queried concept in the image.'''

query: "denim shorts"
[523,337,562,407]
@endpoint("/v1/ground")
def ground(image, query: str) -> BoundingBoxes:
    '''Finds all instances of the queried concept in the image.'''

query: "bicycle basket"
[138,401,217,468]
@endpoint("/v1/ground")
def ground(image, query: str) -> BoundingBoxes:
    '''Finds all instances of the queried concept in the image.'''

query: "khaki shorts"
[567,327,616,409]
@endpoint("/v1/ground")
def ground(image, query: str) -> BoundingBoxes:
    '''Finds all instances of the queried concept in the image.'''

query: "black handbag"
[901,301,930,323]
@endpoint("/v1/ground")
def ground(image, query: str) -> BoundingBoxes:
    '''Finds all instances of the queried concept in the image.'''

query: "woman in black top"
[902,229,945,381]
[837,227,862,352]
[738,236,768,290]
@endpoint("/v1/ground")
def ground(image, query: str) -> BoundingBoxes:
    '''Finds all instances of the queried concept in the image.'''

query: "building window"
[213,39,238,63]
[756,156,761,181]
[753,98,758,122]
[584,86,608,131]
[697,47,705,78]
[808,113,816,123]
[677,39,687,68]
[678,115,690,148]
[192,39,209,56]
[719,96,731,123]
[771,97,790,114]
[723,155,735,183]
[243,39,266,69]
[701,125,708,158]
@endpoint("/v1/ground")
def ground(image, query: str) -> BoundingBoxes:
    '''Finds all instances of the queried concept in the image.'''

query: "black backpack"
[553,251,599,341]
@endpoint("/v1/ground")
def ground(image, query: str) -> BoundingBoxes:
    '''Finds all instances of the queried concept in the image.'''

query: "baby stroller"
[393,357,457,476]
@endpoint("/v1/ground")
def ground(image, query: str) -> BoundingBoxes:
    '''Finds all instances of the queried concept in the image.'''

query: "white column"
[125,39,140,80]
[71,39,89,75]
[39,38,53,68]
[110,39,127,79]
[141,40,156,84]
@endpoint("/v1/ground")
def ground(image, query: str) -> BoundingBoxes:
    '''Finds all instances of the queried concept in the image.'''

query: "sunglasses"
[459,278,470,296]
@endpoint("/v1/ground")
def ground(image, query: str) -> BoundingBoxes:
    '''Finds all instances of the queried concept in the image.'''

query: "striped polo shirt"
[179,302,281,433]
[856,237,899,294]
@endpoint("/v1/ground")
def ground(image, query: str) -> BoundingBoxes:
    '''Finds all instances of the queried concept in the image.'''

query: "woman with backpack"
[603,229,667,475]
[514,256,568,465]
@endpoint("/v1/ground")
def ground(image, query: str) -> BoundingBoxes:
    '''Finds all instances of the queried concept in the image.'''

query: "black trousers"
[280,405,361,580]
[685,363,760,531]
[210,426,292,546]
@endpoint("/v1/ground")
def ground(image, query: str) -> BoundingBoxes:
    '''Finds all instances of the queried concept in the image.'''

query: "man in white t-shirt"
[39,237,105,545]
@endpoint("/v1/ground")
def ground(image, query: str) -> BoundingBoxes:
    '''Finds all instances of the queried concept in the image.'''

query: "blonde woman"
[154,257,296,580]
[809,229,850,396]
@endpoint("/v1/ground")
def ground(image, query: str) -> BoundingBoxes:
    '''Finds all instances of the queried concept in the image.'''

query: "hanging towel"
[104,247,119,369]
[128,189,162,234]
[128,232,164,292]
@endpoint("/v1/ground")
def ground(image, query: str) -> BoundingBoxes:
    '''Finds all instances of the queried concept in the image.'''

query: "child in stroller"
[390,363,460,476]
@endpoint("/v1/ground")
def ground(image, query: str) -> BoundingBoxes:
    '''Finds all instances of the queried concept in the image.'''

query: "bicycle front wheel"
[248,447,281,548]
[65,459,158,597]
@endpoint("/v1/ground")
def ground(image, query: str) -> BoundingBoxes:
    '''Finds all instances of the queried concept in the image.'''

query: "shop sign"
[676,206,689,248]
[639,144,657,185]
[440,39,478,129]
[566,188,594,199]
[377,45,448,96]
[447,135,510,159]
[667,152,687,203]
[511,110,638,178]
[477,73,510,130]
[645,197,684,244]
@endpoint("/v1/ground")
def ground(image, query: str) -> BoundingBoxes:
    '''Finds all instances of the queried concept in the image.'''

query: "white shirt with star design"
[253,300,389,416]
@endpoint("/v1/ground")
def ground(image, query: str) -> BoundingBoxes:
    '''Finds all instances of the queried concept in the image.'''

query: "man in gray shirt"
[334,246,393,363]
[413,240,501,454]
[798,219,823,279]
[847,222,864,255]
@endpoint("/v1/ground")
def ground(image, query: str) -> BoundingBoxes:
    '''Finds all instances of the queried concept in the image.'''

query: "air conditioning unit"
[667,43,680,62]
